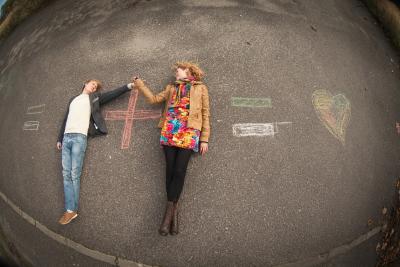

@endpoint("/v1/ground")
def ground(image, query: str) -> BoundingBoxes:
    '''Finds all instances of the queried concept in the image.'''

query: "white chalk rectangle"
[23,121,40,131]
[233,123,275,137]
[27,104,45,114]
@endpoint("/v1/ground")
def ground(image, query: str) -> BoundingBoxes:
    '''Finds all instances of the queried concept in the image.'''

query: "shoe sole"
[60,213,78,225]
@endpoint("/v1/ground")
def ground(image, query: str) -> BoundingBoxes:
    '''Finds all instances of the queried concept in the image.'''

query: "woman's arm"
[134,78,169,104]
[199,85,210,143]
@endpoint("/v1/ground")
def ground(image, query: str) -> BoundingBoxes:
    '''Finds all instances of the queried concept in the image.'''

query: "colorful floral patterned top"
[160,80,201,152]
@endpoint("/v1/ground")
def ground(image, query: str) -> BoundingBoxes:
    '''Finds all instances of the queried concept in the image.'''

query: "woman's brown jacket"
[134,79,210,143]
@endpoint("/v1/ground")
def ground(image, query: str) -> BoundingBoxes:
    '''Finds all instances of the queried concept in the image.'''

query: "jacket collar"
[175,78,203,85]
[89,92,101,106]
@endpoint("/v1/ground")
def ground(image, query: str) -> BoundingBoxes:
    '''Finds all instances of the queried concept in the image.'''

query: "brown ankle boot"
[159,201,174,236]
[170,202,179,235]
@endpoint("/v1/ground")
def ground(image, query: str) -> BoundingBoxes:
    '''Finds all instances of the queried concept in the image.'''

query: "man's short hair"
[84,79,103,91]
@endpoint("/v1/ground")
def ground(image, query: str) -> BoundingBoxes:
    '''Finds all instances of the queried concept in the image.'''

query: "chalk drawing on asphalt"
[105,89,161,149]
[231,97,272,108]
[23,121,40,131]
[312,89,351,145]
[23,103,45,131]
[27,104,45,114]
[232,122,292,137]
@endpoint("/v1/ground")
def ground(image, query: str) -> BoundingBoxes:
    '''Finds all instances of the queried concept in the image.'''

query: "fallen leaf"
[310,25,317,32]
[368,219,374,226]
[383,207,388,215]
[377,242,381,252]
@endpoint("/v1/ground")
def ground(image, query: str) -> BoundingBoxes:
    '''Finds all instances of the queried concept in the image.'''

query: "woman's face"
[175,68,188,80]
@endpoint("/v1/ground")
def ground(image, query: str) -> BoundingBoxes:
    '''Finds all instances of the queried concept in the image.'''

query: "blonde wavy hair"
[173,62,205,81]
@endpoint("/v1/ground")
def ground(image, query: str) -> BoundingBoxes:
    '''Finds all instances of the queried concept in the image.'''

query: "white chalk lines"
[0,190,382,267]
[23,104,45,131]
[22,121,40,131]
[231,96,292,137]
[233,122,293,137]
[26,104,46,115]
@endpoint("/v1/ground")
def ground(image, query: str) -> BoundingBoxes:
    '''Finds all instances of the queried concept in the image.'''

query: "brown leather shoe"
[159,201,174,236]
[170,202,179,235]
[58,211,78,225]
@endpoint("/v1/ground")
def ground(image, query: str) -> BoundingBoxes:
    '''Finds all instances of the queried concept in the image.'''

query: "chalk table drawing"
[23,121,40,131]
[312,89,351,145]
[233,122,292,137]
[105,89,161,149]
[23,104,45,131]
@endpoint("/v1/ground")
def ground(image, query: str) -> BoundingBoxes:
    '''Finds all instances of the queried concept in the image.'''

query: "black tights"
[163,145,193,202]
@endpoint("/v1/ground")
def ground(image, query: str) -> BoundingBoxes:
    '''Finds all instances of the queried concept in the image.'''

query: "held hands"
[56,142,62,150]
[131,76,145,88]
[200,142,208,155]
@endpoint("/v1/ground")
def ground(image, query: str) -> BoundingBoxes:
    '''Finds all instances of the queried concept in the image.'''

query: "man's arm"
[57,97,73,146]
[99,85,131,105]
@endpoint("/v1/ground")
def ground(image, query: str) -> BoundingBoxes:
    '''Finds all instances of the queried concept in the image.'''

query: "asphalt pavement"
[0,0,400,266]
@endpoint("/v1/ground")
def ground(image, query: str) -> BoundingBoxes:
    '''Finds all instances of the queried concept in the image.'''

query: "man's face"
[84,81,98,93]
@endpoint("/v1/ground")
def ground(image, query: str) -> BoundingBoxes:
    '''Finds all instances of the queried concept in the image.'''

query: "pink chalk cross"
[105,89,161,149]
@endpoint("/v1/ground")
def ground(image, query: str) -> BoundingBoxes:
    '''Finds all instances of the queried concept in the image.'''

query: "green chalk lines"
[231,97,272,108]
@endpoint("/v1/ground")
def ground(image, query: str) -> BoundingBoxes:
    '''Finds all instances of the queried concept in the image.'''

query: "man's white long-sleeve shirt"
[64,94,91,136]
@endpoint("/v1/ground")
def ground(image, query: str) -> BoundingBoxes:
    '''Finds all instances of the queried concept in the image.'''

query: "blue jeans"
[61,133,87,212]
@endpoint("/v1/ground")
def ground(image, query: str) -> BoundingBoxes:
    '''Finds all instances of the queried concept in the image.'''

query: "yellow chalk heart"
[312,90,351,145]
